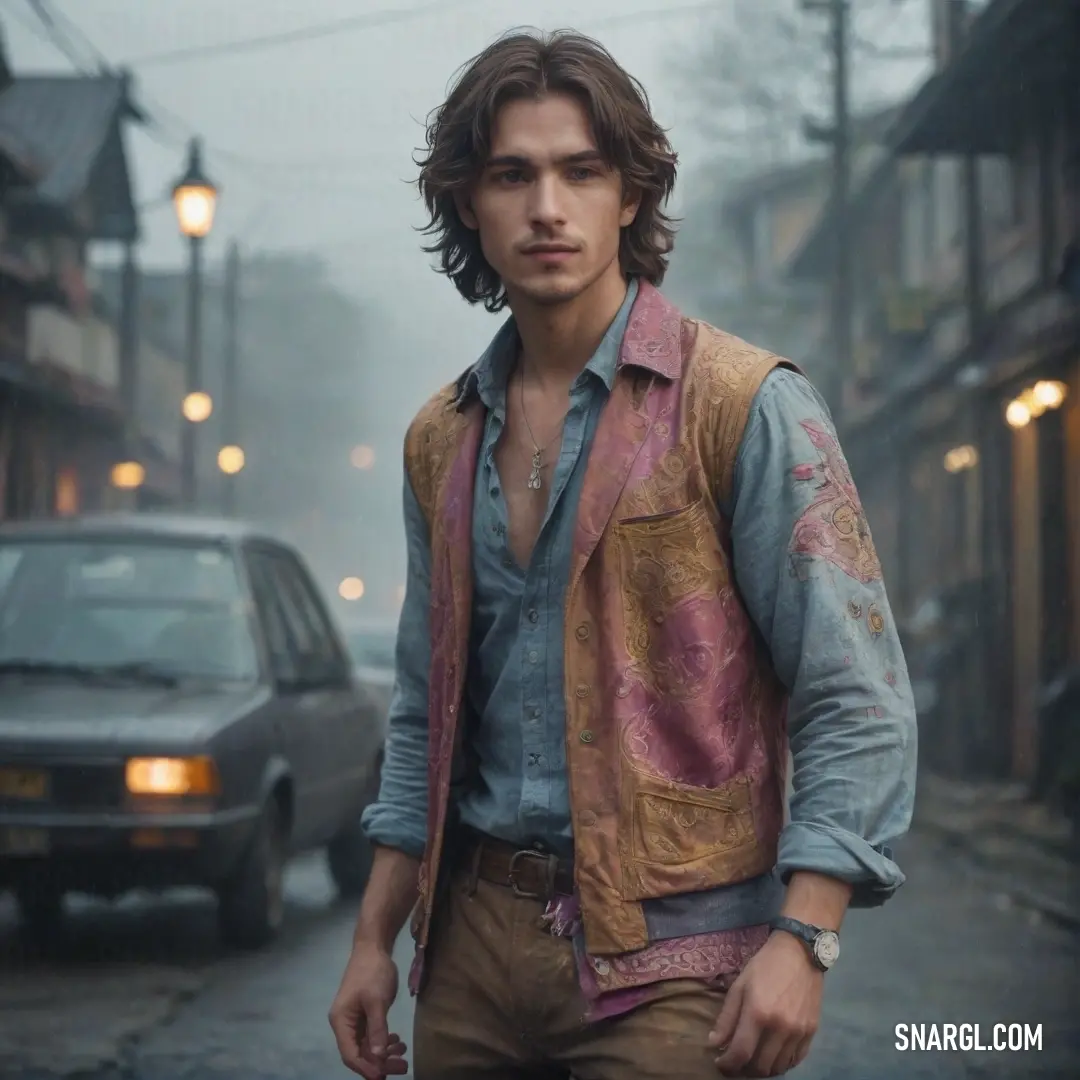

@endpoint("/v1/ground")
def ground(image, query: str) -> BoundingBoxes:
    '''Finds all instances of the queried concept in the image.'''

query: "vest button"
[579,729,594,744]
[592,958,611,975]
[575,623,590,640]
[579,810,597,827]
[575,683,590,698]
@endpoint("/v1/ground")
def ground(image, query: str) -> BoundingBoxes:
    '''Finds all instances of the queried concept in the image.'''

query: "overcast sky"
[3,1,929,387]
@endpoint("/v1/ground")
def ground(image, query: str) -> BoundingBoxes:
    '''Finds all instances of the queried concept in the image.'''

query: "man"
[330,28,916,1080]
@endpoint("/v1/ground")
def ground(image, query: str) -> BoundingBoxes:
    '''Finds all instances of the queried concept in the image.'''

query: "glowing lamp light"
[125,756,220,796]
[110,461,145,489]
[339,576,365,602]
[943,444,979,474]
[172,139,219,239]
[182,391,213,423]
[1032,380,1067,410]
[350,445,375,470]
[1005,399,1032,428]
[217,445,246,474]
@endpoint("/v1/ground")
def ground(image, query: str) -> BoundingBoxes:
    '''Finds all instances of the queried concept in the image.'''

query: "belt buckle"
[507,848,556,899]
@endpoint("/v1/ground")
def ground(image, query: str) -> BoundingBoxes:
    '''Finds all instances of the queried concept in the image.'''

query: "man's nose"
[528,174,567,228]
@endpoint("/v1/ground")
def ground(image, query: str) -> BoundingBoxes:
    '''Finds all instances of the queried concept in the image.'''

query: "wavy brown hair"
[415,28,679,313]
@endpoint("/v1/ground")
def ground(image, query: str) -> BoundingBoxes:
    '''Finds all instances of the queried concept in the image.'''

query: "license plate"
[0,827,50,855]
[0,768,49,800]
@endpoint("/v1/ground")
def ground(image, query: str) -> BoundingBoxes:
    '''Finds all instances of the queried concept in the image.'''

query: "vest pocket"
[619,767,774,901]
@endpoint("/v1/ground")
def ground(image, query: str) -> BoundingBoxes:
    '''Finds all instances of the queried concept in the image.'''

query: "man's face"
[457,92,640,307]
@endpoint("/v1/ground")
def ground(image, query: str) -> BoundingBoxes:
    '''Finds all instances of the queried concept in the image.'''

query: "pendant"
[527,448,543,490]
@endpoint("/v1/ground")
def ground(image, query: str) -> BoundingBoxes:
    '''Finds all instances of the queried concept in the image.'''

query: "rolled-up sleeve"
[726,367,918,907]
[359,469,431,859]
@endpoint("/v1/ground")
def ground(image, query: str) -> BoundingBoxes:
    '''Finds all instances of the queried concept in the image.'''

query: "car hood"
[0,681,270,753]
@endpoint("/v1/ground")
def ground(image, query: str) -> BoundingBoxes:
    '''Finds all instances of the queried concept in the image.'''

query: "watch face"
[814,930,840,968]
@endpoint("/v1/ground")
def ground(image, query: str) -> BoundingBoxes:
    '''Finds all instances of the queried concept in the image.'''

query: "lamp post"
[173,137,219,510]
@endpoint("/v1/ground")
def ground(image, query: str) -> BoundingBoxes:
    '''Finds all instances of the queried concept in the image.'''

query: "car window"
[0,539,257,680]
[246,548,343,686]
[245,553,299,684]
[276,557,348,678]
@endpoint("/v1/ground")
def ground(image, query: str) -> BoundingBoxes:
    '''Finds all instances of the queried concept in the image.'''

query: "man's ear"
[454,189,479,230]
[619,188,642,229]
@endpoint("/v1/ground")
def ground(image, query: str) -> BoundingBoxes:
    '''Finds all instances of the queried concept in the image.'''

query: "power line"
[120,0,484,69]
[117,0,735,70]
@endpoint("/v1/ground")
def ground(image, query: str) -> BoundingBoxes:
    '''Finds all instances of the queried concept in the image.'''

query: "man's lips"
[522,245,578,261]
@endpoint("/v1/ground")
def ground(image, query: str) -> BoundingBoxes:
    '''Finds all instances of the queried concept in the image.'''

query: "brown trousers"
[412,863,726,1079]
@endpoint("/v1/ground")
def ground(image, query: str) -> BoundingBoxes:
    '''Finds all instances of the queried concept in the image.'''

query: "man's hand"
[329,941,409,1078]
[707,930,823,1077]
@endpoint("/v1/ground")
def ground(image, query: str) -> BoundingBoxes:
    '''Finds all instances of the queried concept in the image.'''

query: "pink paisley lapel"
[568,281,684,592]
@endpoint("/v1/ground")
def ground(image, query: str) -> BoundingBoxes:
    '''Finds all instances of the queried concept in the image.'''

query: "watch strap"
[769,915,834,971]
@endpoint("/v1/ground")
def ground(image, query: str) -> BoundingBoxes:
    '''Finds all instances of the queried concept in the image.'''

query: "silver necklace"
[519,373,565,491]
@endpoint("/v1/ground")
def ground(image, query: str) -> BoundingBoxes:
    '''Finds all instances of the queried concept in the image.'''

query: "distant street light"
[110,461,146,490]
[338,577,365,602]
[217,445,245,475]
[173,137,220,510]
[350,445,375,470]
[182,391,213,423]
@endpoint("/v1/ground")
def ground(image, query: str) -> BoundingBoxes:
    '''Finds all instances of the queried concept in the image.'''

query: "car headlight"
[125,756,221,796]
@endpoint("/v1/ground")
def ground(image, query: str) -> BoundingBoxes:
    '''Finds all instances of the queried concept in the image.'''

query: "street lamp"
[217,445,245,475]
[182,390,213,423]
[110,461,146,490]
[173,137,219,510]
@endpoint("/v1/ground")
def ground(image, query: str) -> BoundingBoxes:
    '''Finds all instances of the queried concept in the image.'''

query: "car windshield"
[0,538,259,682]
[346,629,396,670]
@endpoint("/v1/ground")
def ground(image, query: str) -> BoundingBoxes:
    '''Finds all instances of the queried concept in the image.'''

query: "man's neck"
[509,267,630,389]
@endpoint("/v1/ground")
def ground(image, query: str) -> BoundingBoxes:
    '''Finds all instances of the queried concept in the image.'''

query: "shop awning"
[888,0,1079,156]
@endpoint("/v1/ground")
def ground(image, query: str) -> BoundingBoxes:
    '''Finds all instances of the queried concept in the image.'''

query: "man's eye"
[497,170,524,183]
[568,167,594,181]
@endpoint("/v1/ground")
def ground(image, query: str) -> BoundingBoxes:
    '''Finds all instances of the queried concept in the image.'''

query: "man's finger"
[750,1027,792,1077]
[707,980,744,1049]
[714,1001,762,1076]
[365,1006,391,1058]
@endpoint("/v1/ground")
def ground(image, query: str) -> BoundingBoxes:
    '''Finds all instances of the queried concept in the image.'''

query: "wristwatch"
[768,916,840,972]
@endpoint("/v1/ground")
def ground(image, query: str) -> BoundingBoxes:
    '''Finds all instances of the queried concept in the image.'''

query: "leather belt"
[462,831,575,901]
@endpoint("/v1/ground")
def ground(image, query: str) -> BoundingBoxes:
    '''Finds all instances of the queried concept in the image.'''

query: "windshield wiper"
[0,659,179,687]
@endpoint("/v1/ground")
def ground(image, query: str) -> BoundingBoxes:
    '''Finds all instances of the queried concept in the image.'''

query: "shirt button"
[530,706,541,720]
[528,609,539,624]
[575,683,590,698]
[575,623,590,641]
[616,683,630,698]
[579,729,594,744]
[528,650,539,664]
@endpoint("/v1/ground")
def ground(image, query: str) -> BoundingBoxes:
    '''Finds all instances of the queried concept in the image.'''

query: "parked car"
[0,513,385,949]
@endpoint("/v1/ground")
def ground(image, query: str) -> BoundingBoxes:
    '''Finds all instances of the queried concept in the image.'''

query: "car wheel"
[15,880,65,942]
[217,800,287,950]
[327,818,373,898]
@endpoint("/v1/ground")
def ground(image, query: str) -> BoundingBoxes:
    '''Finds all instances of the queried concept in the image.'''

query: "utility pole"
[222,240,241,517]
[801,0,852,419]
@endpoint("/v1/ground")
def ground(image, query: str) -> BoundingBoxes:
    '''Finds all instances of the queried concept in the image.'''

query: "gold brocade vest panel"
[403,281,797,992]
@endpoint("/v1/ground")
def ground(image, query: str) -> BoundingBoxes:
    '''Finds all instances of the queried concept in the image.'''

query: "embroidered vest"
[403,281,797,992]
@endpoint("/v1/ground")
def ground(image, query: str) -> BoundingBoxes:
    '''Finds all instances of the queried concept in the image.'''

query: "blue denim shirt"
[362,280,918,932]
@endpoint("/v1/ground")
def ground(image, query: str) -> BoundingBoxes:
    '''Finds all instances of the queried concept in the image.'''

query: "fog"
[1,0,928,615]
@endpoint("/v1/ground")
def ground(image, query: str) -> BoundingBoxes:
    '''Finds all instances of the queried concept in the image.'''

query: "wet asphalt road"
[0,829,1077,1080]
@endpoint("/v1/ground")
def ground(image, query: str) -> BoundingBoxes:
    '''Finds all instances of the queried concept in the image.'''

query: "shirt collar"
[456,276,640,410]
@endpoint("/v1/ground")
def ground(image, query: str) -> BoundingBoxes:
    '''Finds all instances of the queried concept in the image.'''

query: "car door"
[269,553,373,830]
[245,548,333,849]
